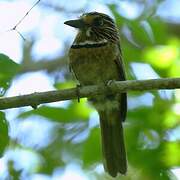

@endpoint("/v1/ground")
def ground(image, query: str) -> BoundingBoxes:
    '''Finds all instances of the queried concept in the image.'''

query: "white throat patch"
[86,27,91,37]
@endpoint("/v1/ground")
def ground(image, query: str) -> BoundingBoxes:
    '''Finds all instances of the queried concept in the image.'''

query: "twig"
[12,0,41,30]
[0,78,180,110]
[9,0,41,40]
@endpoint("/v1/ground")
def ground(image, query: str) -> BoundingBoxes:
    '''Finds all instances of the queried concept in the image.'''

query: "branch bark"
[0,78,180,110]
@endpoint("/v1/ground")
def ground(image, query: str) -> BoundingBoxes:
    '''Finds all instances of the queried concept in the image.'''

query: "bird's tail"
[99,110,127,177]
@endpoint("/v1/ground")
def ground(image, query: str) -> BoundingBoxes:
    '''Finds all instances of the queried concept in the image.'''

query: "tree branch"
[20,56,67,73]
[0,78,180,110]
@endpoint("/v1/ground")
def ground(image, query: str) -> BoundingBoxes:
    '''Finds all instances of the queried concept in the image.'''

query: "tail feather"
[99,110,127,177]
[120,93,127,122]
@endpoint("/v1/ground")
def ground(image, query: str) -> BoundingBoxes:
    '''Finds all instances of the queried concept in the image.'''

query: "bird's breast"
[69,43,120,85]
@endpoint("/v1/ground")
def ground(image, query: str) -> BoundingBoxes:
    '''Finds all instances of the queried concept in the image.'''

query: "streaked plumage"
[64,12,127,177]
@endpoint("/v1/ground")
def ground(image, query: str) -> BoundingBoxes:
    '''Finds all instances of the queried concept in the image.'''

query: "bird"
[64,12,127,177]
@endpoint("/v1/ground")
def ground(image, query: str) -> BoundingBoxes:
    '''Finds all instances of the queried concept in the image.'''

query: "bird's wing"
[114,45,127,122]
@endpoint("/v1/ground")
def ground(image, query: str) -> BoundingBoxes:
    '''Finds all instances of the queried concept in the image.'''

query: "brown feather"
[99,110,127,177]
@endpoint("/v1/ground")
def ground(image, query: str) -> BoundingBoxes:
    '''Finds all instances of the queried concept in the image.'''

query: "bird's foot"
[106,80,116,87]
[104,80,116,96]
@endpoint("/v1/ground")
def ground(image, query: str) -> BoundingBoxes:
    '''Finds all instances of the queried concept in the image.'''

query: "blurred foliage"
[18,100,92,123]
[0,54,19,96]
[0,111,9,157]
[0,0,180,180]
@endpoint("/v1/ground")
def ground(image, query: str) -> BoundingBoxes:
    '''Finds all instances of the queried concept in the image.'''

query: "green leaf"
[127,20,154,46]
[107,4,125,27]
[54,81,76,89]
[147,17,168,44]
[163,141,180,167]
[18,100,93,122]
[83,127,102,167]
[143,44,178,69]
[0,111,9,156]
[0,54,20,95]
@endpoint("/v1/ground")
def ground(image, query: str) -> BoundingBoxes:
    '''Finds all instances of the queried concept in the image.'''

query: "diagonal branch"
[0,78,180,110]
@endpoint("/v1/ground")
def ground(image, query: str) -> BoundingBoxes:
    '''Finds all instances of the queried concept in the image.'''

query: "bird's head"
[64,12,119,43]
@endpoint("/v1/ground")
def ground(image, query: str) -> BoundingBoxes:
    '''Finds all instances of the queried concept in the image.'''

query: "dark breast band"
[71,42,108,49]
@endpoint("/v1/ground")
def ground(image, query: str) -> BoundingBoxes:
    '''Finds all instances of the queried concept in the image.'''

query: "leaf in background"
[107,3,125,27]
[163,141,180,167]
[147,17,168,44]
[143,44,178,69]
[169,60,180,77]
[108,3,151,45]
[126,20,154,46]
[0,111,9,156]
[82,127,102,167]
[0,54,20,95]
[54,81,76,89]
[18,100,93,122]
[163,111,179,128]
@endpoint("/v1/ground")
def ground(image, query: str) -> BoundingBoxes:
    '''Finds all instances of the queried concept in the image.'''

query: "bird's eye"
[93,17,103,26]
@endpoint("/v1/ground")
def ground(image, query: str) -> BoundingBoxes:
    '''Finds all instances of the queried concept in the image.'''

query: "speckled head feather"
[81,12,119,43]
[65,12,119,43]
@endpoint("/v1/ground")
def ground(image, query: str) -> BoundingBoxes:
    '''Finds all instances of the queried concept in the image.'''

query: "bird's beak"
[64,19,85,29]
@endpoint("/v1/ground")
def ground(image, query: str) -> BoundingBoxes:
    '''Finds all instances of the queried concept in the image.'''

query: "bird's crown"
[80,12,115,28]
